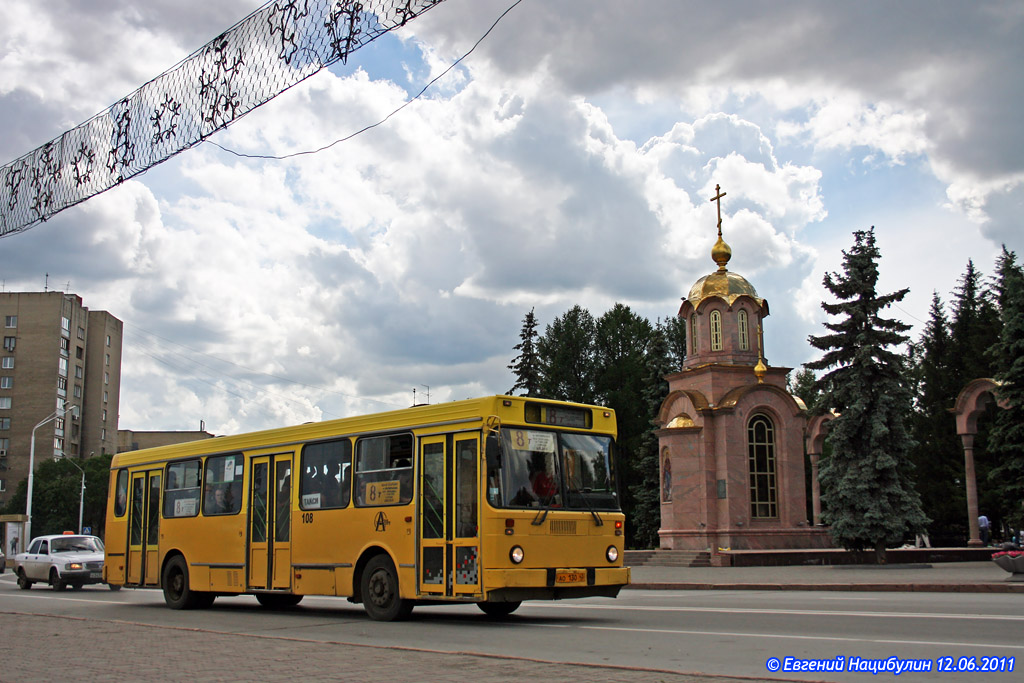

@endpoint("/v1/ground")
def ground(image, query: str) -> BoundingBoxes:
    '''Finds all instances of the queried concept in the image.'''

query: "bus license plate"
[555,570,586,584]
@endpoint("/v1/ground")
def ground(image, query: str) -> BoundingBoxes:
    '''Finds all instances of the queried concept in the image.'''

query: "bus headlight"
[509,546,524,564]
[605,546,619,563]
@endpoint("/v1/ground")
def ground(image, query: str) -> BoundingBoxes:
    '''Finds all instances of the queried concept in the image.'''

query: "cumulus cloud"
[1,0,1020,433]
[415,0,1024,236]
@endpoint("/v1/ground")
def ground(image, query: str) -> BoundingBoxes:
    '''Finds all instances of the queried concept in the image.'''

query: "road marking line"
[524,602,1024,621]
[0,594,126,605]
[557,624,1024,650]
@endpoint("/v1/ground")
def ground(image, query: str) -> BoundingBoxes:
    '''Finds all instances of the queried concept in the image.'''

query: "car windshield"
[50,537,102,553]
[489,428,619,511]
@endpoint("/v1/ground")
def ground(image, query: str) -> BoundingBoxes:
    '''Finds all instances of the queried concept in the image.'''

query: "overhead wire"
[204,0,525,160]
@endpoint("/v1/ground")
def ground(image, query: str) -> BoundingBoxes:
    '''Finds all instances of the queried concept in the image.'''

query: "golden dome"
[686,269,761,308]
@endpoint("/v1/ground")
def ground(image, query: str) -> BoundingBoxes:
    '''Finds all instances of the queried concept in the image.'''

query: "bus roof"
[111,395,616,469]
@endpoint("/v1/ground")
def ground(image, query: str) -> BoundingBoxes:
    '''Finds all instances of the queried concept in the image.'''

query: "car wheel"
[361,554,413,621]
[107,584,122,591]
[70,582,84,590]
[477,600,522,617]
[17,568,33,590]
[162,555,199,609]
[50,568,66,591]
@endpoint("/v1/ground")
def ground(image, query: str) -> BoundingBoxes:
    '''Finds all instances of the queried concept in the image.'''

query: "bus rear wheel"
[361,555,413,621]
[256,593,303,609]
[162,555,203,609]
[477,601,521,617]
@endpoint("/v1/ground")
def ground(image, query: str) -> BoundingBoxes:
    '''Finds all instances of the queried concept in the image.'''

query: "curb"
[625,582,1024,593]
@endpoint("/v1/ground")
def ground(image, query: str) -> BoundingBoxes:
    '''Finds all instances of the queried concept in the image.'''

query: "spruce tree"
[987,250,1024,529]
[537,305,597,403]
[630,322,674,549]
[807,227,928,561]
[950,259,1001,387]
[508,308,542,396]
[908,293,963,539]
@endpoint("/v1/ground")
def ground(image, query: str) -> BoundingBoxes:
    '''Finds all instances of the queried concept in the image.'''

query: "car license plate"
[90,572,101,578]
[555,570,586,584]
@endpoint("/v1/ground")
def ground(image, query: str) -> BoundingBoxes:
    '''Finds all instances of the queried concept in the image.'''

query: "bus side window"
[354,433,413,506]
[301,438,352,510]
[164,460,201,517]
[114,469,129,517]
[204,454,242,515]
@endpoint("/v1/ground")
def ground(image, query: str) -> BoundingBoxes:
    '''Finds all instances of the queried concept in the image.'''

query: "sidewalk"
[627,560,1024,593]
[0,611,760,683]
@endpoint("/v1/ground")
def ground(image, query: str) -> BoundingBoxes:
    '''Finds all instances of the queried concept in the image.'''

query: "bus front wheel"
[163,555,202,610]
[478,600,521,617]
[361,555,413,621]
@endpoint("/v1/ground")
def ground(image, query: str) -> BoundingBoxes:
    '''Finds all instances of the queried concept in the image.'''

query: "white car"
[15,534,110,591]
[0,546,5,574]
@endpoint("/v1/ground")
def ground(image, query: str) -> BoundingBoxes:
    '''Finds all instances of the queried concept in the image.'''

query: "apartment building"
[117,429,216,452]
[0,292,122,506]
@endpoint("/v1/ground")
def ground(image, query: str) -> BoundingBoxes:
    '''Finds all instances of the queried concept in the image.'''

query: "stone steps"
[624,549,712,567]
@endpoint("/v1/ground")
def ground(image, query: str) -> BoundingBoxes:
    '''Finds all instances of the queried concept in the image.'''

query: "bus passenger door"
[248,454,293,590]
[418,436,446,596]
[418,435,481,598]
[126,470,161,586]
[144,473,161,585]
[271,456,292,589]
[248,457,270,589]
[451,436,480,597]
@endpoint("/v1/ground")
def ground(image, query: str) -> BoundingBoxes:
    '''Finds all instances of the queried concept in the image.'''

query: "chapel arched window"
[747,414,777,518]
[710,311,723,351]
[690,315,698,354]
[738,310,750,351]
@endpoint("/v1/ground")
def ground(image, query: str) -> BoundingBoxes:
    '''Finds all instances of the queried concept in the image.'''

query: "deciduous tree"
[537,305,597,404]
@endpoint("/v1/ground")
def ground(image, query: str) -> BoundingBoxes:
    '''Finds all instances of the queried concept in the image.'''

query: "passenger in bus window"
[395,458,412,499]
[530,466,557,505]
[209,484,233,513]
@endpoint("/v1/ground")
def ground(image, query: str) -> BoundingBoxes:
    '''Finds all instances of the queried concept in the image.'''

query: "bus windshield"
[489,428,619,511]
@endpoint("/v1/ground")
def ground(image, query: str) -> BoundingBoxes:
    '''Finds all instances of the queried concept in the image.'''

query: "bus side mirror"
[485,433,501,471]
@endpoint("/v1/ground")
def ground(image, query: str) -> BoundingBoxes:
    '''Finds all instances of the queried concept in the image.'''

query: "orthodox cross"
[710,184,727,237]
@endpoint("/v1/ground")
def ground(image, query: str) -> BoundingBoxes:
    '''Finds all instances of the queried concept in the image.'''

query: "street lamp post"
[58,456,87,534]
[26,404,79,543]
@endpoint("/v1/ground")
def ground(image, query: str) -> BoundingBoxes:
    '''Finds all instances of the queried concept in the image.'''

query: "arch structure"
[804,413,836,527]
[950,378,1009,547]
[655,366,830,554]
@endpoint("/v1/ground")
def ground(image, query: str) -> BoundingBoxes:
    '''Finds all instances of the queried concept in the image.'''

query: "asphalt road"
[1,573,1022,682]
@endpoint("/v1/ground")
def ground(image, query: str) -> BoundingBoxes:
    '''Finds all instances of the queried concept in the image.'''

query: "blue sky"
[1,0,1021,433]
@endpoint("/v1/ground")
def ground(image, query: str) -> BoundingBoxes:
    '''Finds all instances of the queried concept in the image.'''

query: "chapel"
[655,186,830,554]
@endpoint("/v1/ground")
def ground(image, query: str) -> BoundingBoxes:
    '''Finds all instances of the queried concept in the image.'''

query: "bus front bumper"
[482,566,630,602]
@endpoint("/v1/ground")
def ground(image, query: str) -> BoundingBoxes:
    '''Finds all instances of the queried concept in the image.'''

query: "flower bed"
[991,550,1024,575]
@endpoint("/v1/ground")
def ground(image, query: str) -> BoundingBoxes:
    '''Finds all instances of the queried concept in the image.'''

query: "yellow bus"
[103,396,630,620]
